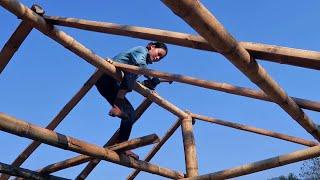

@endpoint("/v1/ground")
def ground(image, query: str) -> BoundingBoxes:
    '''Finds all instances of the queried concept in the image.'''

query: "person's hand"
[143,77,160,90]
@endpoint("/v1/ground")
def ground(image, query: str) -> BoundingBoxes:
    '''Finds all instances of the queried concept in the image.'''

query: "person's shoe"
[108,105,129,119]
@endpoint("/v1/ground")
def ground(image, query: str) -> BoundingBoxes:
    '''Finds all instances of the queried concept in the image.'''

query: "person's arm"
[118,47,147,97]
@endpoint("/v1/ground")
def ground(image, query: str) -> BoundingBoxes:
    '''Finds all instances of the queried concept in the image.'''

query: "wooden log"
[75,99,153,179]
[44,16,320,70]
[127,119,181,180]
[0,4,44,74]
[161,0,320,142]
[112,62,320,112]
[181,116,198,177]
[0,162,69,180]
[0,0,188,120]
[191,113,319,147]
[183,145,320,180]
[37,98,152,177]
[7,70,103,170]
[0,113,184,179]
[1,70,102,180]
[39,134,160,174]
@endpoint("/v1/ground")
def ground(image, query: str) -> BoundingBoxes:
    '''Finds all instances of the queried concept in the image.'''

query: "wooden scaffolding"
[0,0,320,179]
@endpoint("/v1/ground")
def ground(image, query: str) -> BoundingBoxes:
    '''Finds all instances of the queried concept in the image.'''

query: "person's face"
[148,45,167,62]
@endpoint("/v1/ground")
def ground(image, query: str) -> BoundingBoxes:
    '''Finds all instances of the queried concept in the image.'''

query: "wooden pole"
[0,5,43,74]
[39,134,160,174]
[0,113,184,179]
[191,113,319,147]
[181,116,198,177]
[38,98,153,177]
[75,99,153,179]
[183,145,320,180]
[0,0,188,120]
[11,70,102,165]
[127,119,181,180]
[0,70,103,180]
[0,162,69,180]
[112,62,320,112]
[161,0,320,142]
[44,15,320,70]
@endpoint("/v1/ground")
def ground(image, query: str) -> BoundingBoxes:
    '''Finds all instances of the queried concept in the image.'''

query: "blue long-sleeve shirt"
[112,46,150,91]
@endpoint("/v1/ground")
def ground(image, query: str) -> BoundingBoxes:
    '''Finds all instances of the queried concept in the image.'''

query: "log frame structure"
[0,0,319,179]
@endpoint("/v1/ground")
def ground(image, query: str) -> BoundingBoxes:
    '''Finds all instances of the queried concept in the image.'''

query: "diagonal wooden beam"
[0,0,188,120]
[43,15,320,70]
[191,113,319,147]
[161,0,320,141]
[0,70,103,180]
[0,162,69,180]
[0,113,184,179]
[127,119,181,180]
[38,133,160,174]
[39,98,152,178]
[183,145,320,180]
[0,5,44,74]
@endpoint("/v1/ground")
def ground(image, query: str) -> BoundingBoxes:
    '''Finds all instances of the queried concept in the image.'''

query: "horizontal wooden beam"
[0,162,69,180]
[191,113,319,147]
[44,15,320,70]
[184,145,320,180]
[39,133,160,174]
[0,113,184,179]
[112,61,320,112]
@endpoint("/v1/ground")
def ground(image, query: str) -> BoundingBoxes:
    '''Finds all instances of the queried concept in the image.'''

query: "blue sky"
[1,0,320,179]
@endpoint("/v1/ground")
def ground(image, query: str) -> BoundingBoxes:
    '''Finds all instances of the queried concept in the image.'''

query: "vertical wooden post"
[181,115,198,177]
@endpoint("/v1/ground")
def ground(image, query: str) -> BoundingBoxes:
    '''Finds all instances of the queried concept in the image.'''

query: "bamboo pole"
[0,113,184,179]
[39,98,152,177]
[112,62,320,112]
[0,5,44,74]
[10,70,102,165]
[0,70,103,180]
[181,116,198,177]
[184,145,320,180]
[0,0,188,120]
[44,16,320,70]
[39,134,160,174]
[75,99,153,179]
[161,0,320,142]
[191,113,319,147]
[0,162,69,180]
[127,119,181,180]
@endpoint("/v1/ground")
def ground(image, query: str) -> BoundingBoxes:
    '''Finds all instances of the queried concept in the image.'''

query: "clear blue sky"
[1,0,320,179]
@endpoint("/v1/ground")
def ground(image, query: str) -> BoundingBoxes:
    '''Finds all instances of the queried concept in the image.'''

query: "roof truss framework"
[0,0,319,179]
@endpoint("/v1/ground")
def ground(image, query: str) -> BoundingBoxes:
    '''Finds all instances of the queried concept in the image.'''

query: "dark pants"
[95,74,136,142]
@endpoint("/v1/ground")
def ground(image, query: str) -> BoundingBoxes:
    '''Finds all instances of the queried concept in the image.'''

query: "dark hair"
[146,41,168,57]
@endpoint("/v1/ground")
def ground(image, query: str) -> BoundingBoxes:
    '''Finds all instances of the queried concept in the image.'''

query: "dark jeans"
[95,74,136,142]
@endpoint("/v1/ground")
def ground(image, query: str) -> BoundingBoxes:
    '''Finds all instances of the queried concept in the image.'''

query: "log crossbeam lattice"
[0,0,319,179]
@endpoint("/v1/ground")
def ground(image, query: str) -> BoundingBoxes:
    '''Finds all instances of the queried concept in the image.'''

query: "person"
[95,42,168,159]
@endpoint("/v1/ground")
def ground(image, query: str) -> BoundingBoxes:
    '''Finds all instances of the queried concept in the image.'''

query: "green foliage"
[299,157,320,179]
